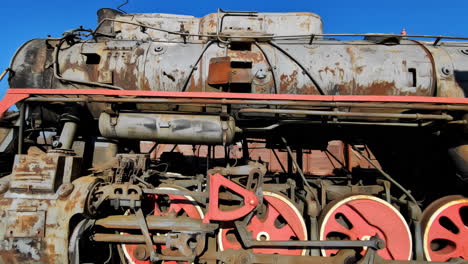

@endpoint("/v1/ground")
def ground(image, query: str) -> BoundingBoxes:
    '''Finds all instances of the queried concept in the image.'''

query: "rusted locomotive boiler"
[0,8,468,264]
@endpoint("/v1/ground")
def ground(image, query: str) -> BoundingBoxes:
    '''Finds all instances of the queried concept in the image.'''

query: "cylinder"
[58,121,78,149]
[99,112,237,145]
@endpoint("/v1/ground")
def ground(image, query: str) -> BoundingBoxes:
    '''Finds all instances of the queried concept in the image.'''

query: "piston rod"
[95,215,218,232]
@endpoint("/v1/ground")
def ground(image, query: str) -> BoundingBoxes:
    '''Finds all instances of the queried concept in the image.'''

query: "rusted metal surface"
[8,9,468,99]
[0,176,98,263]
[208,56,232,85]
[9,151,81,194]
[10,153,64,192]
[39,39,442,95]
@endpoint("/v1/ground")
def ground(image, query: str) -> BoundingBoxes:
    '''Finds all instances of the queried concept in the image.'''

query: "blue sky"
[1,0,468,99]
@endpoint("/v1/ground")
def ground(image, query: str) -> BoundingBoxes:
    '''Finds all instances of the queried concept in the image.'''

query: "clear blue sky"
[1,0,468,99]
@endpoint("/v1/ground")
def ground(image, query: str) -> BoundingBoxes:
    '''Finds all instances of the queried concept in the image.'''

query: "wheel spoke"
[444,206,465,231]
[264,205,280,226]
[428,222,459,241]
[325,216,356,239]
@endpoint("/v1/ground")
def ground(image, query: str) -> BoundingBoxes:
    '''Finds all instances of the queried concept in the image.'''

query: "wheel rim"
[218,191,308,255]
[422,196,468,261]
[319,195,412,260]
[122,187,204,264]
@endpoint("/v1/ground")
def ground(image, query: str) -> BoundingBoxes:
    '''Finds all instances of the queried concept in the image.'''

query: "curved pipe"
[268,41,325,95]
[253,42,278,94]
[181,40,216,92]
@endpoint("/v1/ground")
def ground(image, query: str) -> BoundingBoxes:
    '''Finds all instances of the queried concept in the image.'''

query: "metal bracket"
[433,37,442,46]
[204,173,259,223]
[309,34,315,45]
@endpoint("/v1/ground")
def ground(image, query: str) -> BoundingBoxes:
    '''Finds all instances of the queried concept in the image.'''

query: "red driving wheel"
[122,186,204,264]
[319,195,412,260]
[218,191,308,255]
[422,195,468,261]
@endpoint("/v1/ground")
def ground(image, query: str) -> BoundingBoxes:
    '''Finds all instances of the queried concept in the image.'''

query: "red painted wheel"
[122,186,204,264]
[422,195,468,261]
[218,191,308,255]
[319,195,412,260]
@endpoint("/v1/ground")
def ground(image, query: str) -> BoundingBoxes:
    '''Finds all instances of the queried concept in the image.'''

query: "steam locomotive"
[0,8,467,264]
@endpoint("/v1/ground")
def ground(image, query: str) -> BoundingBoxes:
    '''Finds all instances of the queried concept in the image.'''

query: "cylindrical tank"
[99,113,237,145]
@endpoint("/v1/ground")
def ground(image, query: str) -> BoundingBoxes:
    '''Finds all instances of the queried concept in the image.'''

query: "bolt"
[52,141,62,148]
[249,199,256,205]
[376,238,386,250]
[441,67,451,76]
[57,183,74,199]
[134,245,149,261]
[154,46,163,52]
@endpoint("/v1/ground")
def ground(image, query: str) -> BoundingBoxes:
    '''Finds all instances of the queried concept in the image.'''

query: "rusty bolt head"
[0,182,9,194]
[134,245,150,261]
[57,183,74,199]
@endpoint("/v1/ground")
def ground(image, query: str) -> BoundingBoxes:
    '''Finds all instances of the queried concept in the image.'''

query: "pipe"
[53,38,124,90]
[253,42,278,94]
[24,97,468,111]
[17,103,25,154]
[0,68,10,82]
[181,41,216,92]
[239,108,453,120]
[268,41,325,95]
[281,136,314,191]
[351,145,420,211]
